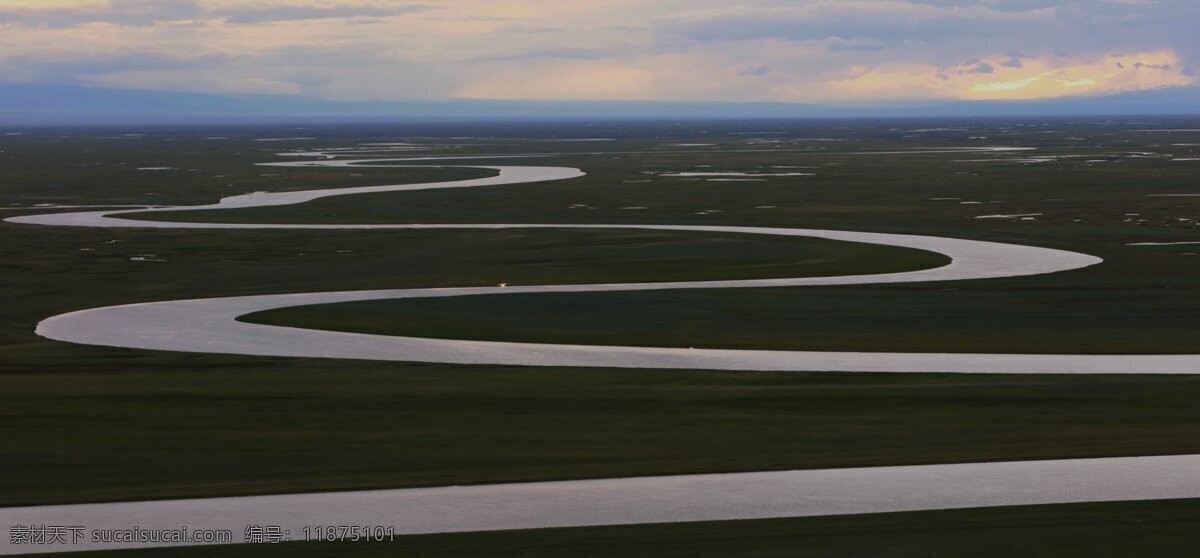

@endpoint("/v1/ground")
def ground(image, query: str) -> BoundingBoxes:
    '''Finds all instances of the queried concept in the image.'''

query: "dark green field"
[3,120,1200,555]
[9,366,1200,506]
[245,277,1200,355]
[142,123,1200,355]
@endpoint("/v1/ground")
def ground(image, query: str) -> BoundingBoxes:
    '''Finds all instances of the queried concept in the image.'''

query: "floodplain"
[3,118,1200,555]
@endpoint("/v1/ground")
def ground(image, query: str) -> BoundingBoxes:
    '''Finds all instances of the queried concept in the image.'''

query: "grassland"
[9,366,1200,506]
[225,124,1200,356]
[244,275,1200,355]
[2,120,1200,554]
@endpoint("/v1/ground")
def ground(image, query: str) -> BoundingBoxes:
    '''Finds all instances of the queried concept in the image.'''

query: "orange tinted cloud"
[0,1,1196,104]
[819,51,1194,101]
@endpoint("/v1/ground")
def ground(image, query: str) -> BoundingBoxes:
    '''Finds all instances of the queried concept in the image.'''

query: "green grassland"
[0,133,497,206]
[245,277,1200,354]
[41,499,1200,557]
[2,121,1200,555]
[221,124,1200,355]
[9,366,1200,506]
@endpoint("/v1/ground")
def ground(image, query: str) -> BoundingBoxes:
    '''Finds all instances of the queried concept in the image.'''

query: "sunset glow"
[0,0,1196,105]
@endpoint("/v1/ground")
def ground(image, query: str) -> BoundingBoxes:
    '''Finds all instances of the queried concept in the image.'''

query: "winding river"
[4,147,1199,554]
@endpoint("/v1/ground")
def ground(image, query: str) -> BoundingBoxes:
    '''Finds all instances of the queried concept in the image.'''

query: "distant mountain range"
[1,82,1198,125]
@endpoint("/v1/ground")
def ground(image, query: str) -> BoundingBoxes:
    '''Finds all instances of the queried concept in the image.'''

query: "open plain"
[3,119,1200,555]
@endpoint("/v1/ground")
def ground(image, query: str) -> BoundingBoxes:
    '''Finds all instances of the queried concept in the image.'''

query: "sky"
[0,0,1197,106]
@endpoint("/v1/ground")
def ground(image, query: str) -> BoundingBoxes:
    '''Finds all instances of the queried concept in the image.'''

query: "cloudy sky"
[0,0,1196,104]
